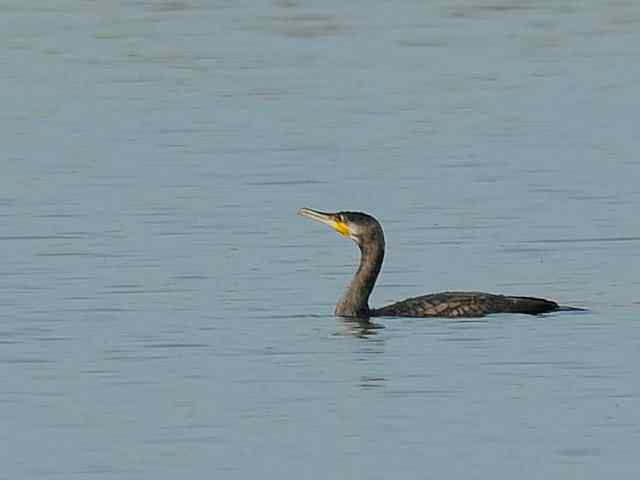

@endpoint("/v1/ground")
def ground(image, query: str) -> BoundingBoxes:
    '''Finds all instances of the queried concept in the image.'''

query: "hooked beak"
[297,208,350,237]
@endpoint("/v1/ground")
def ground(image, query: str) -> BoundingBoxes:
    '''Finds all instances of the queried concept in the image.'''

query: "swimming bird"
[298,208,563,318]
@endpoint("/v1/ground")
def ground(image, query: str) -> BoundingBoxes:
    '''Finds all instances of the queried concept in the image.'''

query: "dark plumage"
[298,208,564,319]
[373,292,558,318]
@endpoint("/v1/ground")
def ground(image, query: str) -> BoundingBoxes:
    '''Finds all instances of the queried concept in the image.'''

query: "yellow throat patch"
[332,221,350,237]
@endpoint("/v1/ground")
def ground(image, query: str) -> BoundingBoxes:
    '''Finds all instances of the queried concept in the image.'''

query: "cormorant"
[298,208,565,318]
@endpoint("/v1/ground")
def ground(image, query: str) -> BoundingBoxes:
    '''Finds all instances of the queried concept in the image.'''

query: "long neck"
[335,235,385,317]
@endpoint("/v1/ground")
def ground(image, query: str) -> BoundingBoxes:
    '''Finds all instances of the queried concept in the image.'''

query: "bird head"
[297,208,383,247]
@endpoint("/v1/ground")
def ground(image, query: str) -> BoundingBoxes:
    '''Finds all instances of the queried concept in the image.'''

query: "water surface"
[1,1,640,478]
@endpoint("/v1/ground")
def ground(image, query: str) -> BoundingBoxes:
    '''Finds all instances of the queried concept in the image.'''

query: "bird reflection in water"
[335,318,384,338]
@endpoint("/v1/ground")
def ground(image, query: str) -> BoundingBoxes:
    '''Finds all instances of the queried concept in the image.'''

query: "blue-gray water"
[2,1,640,478]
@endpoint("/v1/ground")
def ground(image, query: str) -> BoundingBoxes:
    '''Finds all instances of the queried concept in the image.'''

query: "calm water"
[2,1,640,478]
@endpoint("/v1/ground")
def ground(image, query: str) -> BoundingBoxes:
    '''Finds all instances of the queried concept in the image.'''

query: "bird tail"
[556,305,589,313]
[506,296,589,315]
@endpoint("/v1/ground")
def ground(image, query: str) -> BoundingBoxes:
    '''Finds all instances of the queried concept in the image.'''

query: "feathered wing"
[372,291,558,318]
